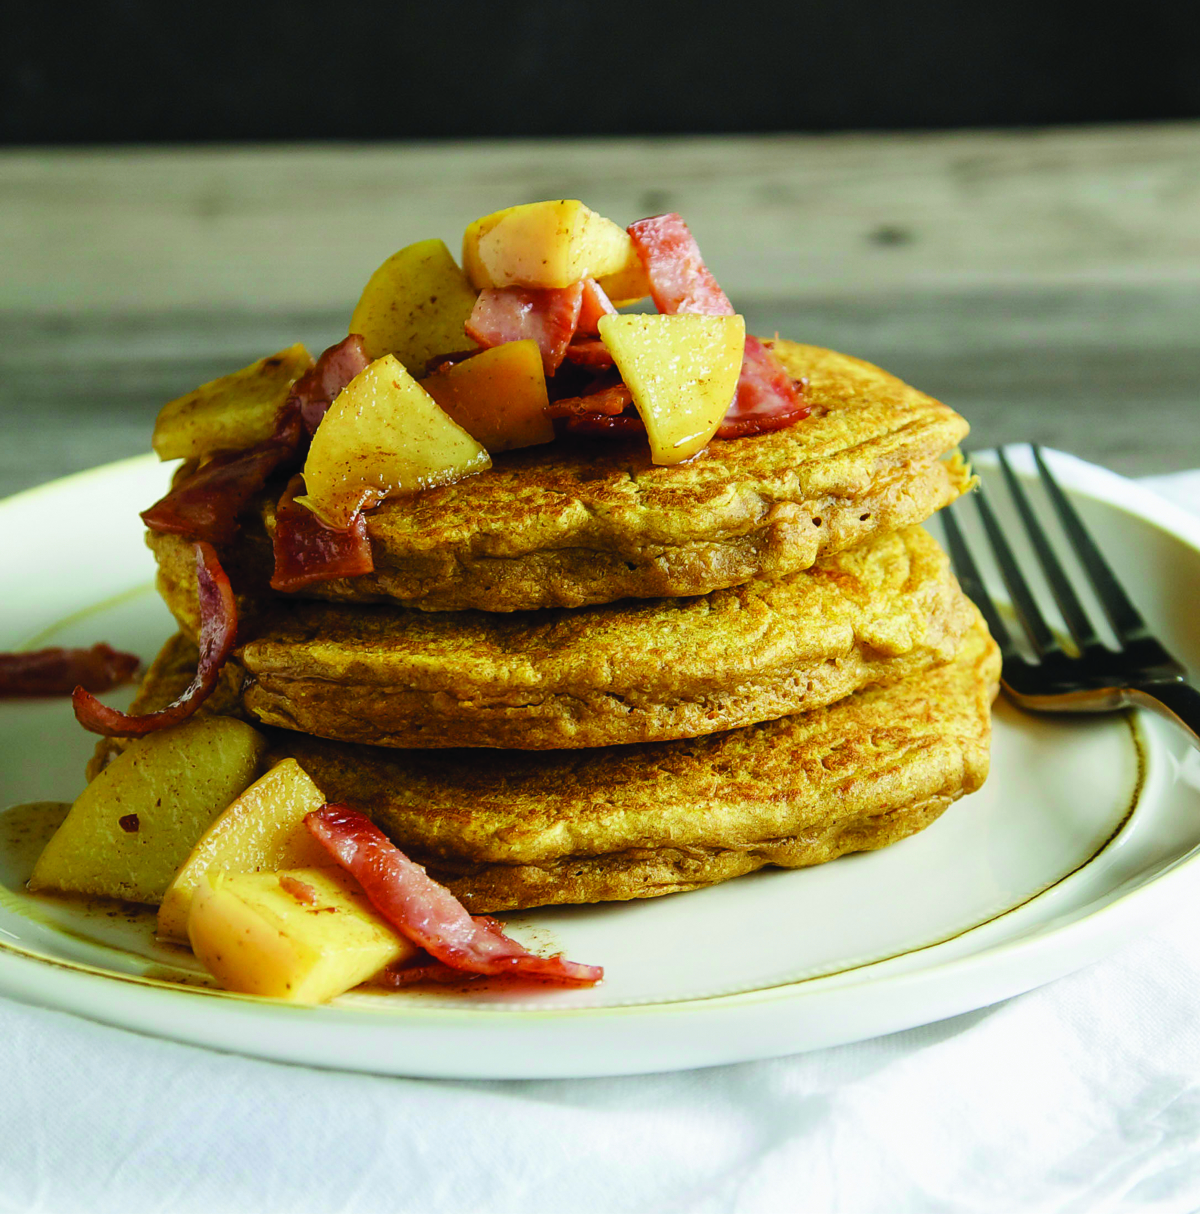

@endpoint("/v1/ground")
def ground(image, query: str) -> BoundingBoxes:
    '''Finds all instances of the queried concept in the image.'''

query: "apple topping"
[349,239,479,372]
[152,344,313,461]
[158,757,331,943]
[420,340,554,452]
[597,313,746,464]
[187,866,419,1003]
[298,354,491,530]
[463,199,649,293]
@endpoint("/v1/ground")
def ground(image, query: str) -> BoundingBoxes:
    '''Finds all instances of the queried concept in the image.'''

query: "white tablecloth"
[4,473,1200,1214]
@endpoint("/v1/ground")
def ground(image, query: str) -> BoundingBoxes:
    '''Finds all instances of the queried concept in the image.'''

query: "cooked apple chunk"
[157,758,331,943]
[463,200,645,291]
[598,313,745,464]
[420,341,553,452]
[152,344,313,461]
[187,866,418,1002]
[298,354,492,529]
[29,716,266,905]
[348,239,479,371]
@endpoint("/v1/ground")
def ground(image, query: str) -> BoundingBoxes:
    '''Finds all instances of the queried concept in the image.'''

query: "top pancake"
[148,341,970,614]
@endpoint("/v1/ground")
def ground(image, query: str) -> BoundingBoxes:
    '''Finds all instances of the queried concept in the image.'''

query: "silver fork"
[940,444,1200,746]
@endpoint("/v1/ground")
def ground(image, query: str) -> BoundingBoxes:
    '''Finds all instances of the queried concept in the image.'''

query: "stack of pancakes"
[128,341,999,912]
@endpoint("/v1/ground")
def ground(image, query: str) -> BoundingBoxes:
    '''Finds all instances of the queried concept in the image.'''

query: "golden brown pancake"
[230,527,975,749]
[101,612,999,912]
[148,341,971,617]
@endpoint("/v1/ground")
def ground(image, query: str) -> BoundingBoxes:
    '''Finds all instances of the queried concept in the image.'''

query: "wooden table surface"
[2,123,1198,499]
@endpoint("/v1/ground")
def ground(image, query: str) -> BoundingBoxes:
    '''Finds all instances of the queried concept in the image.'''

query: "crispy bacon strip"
[576,278,617,334]
[271,475,373,591]
[73,542,238,737]
[718,337,810,438]
[627,213,736,316]
[465,283,585,376]
[293,334,372,436]
[563,337,615,369]
[545,383,633,419]
[562,413,645,437]
[305,805,603,986]
[0,644,140,698]
[140,427,300,546]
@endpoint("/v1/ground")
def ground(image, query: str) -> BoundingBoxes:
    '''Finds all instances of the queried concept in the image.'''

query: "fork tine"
[966,450,1059,659]
[996,446,1100,652]
[1031,445,1148,643]
[941,503,1018,660]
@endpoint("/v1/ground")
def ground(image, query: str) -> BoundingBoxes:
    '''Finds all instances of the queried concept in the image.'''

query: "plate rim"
[3,447,1200,1077]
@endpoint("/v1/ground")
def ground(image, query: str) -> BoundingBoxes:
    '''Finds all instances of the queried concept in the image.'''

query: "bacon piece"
[562,413,645,438]
[270,475,373,591]
[576,278,617,335]
[717,337,811,438]
[140,429,300,546]
[0,644,140,698]
[73,542,238,737]
[305,805,603,986]
[563,337,615,369]
[627,213,735,317]
[545,383,633,419]
[465,283,584,376]
[293,335,372,437]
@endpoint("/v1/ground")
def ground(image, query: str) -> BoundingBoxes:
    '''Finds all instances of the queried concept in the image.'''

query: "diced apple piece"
[420,341,553,452]
[157,758,331,943]
[595,255,652,307]
[152,344,313,461]
[348,239,479,371]
[187,866,418,1002]
[298,354,492,529]
[29,717,266,905]
[463,200,638,290]
[598,313,746,465]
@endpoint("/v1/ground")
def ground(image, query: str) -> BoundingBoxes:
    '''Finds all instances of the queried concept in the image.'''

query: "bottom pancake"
[96,612,999,911]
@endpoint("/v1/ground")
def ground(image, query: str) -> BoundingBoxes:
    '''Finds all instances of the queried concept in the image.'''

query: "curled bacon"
[271,475,374,591]
[465,283,584,376]
[140,426,300,546]
[293,334,372,436]
[718,337,810,438]
[0,644,140,698]
[73,542,238,737]
[627,213,736,317]
[305,804,603,986]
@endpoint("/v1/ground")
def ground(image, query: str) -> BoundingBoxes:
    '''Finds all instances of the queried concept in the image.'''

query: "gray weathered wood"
[2,125,1198,497]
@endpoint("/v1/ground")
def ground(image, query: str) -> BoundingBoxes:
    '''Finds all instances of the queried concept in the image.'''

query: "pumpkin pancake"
[99,611,999,912]
[220,527,973,750]
[147,341,971,617]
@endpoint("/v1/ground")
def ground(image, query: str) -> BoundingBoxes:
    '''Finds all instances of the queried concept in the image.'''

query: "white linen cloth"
[3,473,1200,1214]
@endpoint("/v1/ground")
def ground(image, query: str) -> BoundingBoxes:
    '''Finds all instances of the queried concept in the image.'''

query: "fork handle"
[1130,682,1200,748]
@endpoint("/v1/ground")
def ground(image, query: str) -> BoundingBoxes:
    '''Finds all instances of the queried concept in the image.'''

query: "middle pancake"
[191,525,976,750]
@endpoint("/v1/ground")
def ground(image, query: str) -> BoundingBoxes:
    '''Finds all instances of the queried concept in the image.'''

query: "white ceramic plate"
[3,448,1200,1079]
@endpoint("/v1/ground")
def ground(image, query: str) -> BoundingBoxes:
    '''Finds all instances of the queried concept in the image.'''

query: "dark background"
[4,0,1199,143]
